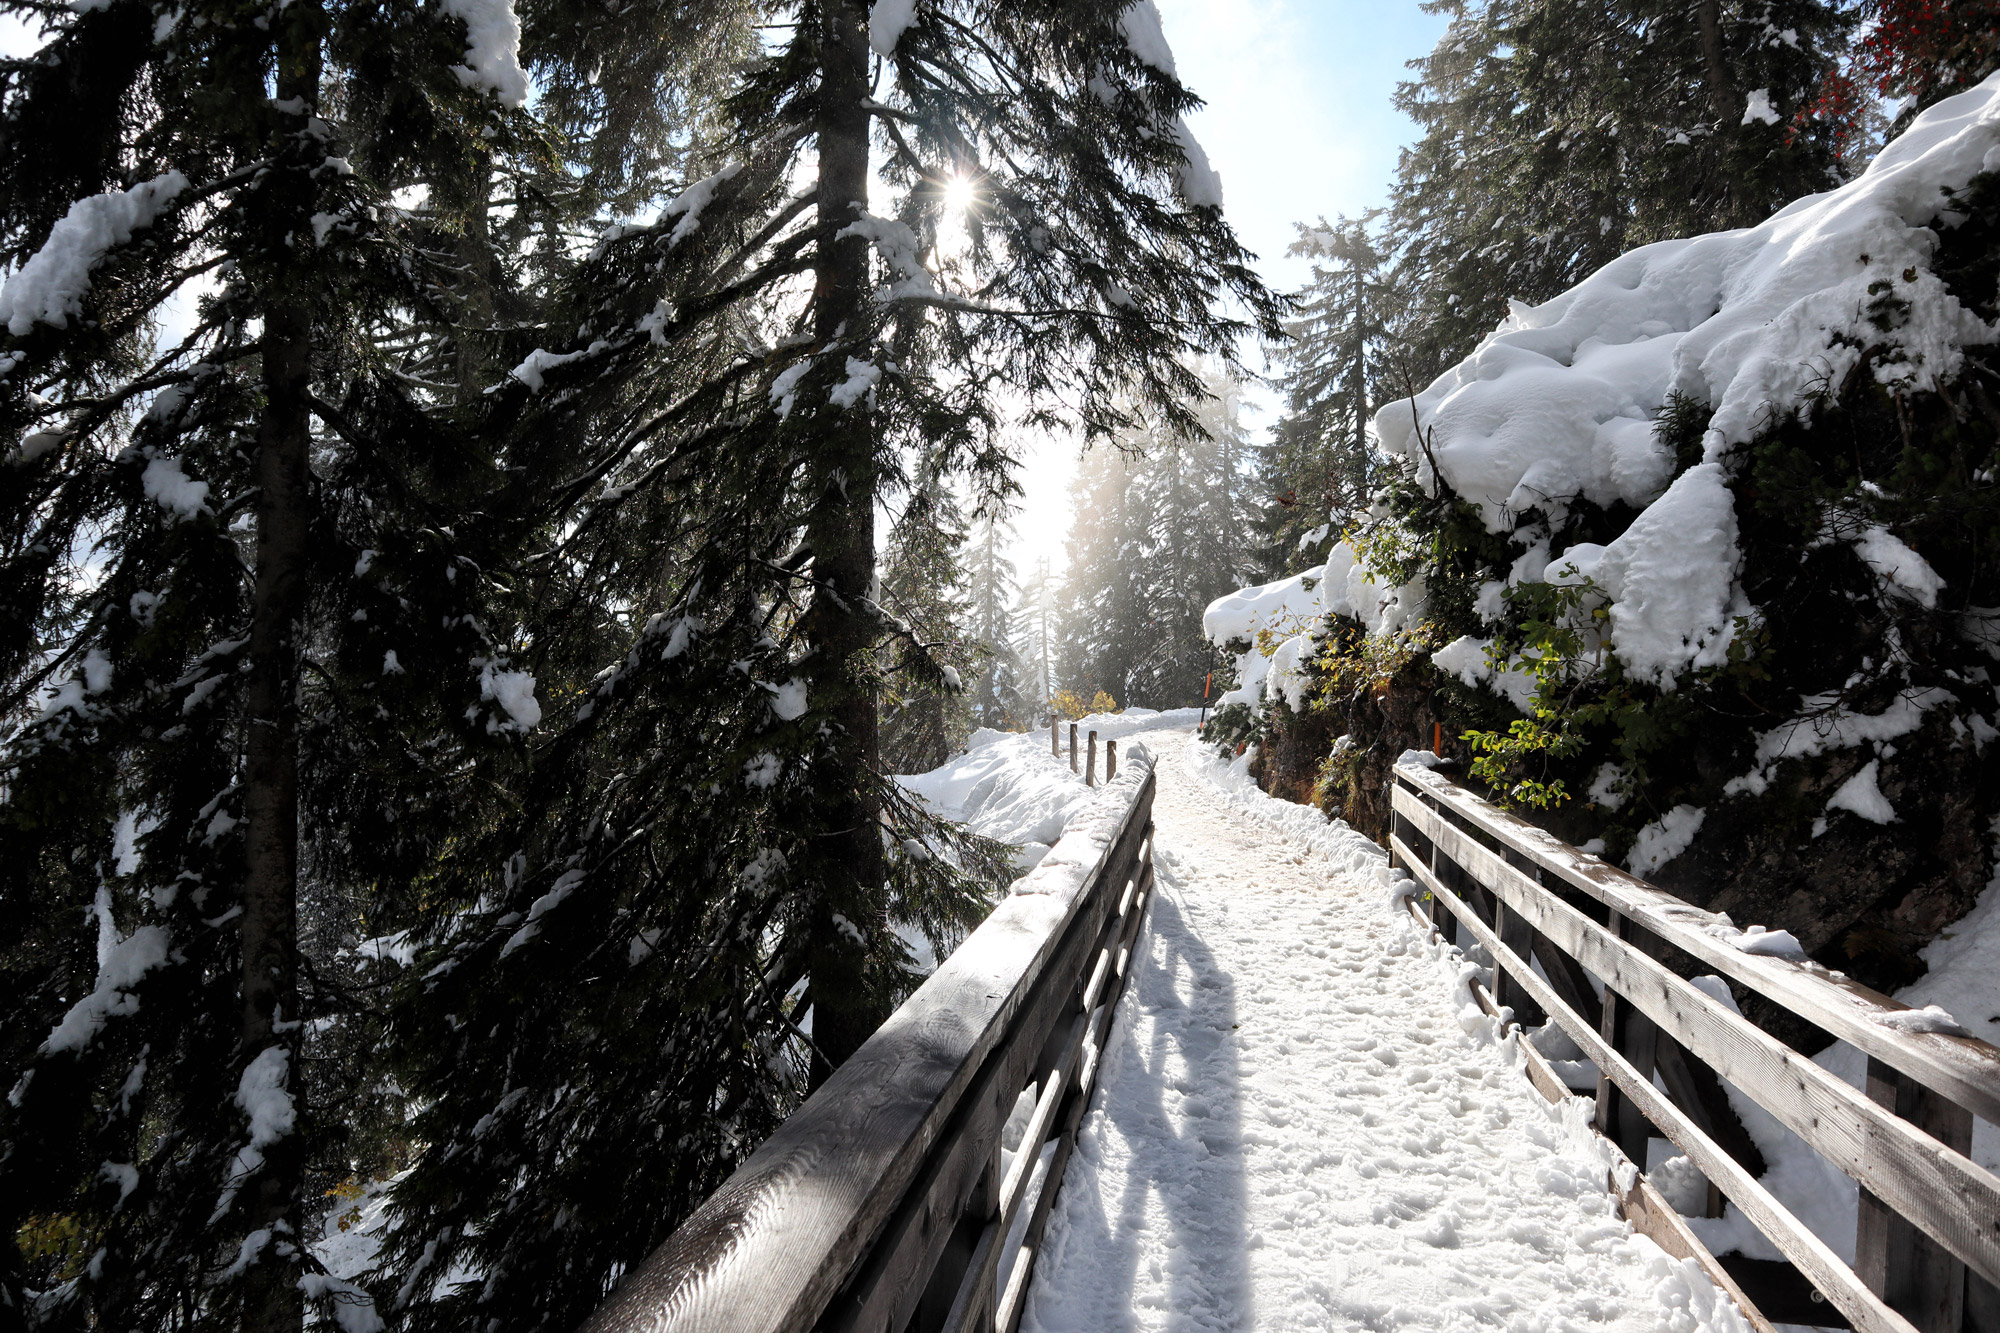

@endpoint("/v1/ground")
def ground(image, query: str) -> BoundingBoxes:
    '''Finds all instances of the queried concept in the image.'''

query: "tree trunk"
[239,5,320,1329]
[1695,0,1743,136]
[803,0,888,1089]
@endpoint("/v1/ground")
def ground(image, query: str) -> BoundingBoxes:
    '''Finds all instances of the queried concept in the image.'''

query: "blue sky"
[1010,0,1450,574]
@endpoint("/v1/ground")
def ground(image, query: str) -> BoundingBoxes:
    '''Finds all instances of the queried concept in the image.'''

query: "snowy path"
[1020,729,1745,1333]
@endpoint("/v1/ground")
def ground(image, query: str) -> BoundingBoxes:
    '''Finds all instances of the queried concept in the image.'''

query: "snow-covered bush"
[1212,74,2000,991]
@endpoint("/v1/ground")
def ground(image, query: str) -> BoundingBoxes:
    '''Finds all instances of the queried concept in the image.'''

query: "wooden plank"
[1857,1058,1974,1333]
[940,1219,1000,1333]
[1719,1258,1856,1329]
[828,814,1146,1333]
[1653,1033,1767,1207]
[996,853,1156,1333]
[1399,797,2000,1291]
[580,766,1157,1333]
[1394,833,1917,1333]
[1393,764,2000,1127]
[1529,930,1602,1028]
[1400,896,1779,1333]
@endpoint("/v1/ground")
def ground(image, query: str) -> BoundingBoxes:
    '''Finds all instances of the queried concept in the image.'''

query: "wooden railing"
[1389,760,2000,1333]
[580,751,1159,1333]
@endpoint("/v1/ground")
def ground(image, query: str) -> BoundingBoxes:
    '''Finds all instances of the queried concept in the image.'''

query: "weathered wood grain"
[1394,834,1917,1333]
[1397,798,2000,1291]
[578,762,1156,1333]
[1394,763,2000,1127]
[1402,894,1778,1333]
[1856,1058,1974,1333]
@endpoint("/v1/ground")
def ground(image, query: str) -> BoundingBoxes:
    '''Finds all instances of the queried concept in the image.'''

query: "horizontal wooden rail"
[1389,762,2000,1333]
[579,753,1159,1333]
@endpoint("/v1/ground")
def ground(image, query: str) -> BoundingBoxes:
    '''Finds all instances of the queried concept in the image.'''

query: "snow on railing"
[1389,760,2000,1333]
[578,751,1159,1333]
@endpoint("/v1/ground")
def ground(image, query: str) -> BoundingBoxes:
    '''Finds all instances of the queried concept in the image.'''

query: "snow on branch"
[0,172,189,337]
[441,0,529,108]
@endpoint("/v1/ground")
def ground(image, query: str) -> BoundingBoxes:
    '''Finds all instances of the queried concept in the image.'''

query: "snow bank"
[1360,74,2000,693]
[894,711,1198,869]
[1379,76,2000,519]
[1201,540,1423,712]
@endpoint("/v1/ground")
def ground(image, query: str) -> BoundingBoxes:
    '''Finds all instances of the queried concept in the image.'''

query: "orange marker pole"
[1433,720,1443,757]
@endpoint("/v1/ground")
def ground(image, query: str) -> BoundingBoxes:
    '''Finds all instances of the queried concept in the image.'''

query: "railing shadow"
[1020,863,1251,1332]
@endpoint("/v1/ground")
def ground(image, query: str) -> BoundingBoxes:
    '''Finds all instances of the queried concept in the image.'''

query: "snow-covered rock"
[1364,73,2000,693]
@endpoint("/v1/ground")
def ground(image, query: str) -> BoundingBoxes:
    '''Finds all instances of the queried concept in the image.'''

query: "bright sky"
[1008,0,1450,580]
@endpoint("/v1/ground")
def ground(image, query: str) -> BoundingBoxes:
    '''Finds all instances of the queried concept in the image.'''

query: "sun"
[942,173,976,216]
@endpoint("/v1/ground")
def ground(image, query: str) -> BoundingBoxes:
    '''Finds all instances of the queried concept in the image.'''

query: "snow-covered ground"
[1019,727,1749,1333]
[896,708,1203,871]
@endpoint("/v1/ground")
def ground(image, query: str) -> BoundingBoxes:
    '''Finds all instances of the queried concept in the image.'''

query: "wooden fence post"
[1855,1059,1975,1333]
[1106,739,1117,783]
[1050,715,1059,757]
[1594,911,1660,1163]
[1068,723,1078,773]
[1086,731,1098,787]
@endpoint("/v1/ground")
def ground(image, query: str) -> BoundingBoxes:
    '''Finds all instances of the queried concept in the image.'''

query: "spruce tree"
[0,0,570,1327]
[879,462,977,771]
[1263,214,1388,567]
[966,504,1026,730]
[1388,0,1852,375]
[1014,554,1057,718]
[1057,363,1256,706]
[368,2,1279,1327]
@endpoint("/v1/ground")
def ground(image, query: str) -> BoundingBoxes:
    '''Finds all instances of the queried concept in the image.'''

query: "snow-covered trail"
[1020,730,1746,1333]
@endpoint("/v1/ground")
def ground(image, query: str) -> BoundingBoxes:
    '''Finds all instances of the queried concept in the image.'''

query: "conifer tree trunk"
[803,0,887,1086]
[1695,0,1744,139]
[240,6,320,1328]
[1351,262,1368,458]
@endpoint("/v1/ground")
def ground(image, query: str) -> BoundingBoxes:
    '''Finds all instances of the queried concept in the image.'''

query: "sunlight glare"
[942,174,976,216]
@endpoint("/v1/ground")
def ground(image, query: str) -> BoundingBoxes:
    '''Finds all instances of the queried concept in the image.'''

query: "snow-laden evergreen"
[1058,363,1261,709]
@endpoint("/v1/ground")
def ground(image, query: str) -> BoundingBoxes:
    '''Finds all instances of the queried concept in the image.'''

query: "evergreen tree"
[966,504,1026,729]
[879,464,977,772]
[1262,214,1389,568]
[1057,439,1152,704]
[1058,363,1257,707]
[367,2,1280,1327]
[1014,555,1058,718]
[0,0,582,1326]
[1388,0,1852,376]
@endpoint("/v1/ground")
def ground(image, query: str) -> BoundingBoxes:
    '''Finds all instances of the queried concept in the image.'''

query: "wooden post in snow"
[1106,739,1118,784]
[1068,722,1078,773]
[1086,731,1098,787]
